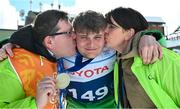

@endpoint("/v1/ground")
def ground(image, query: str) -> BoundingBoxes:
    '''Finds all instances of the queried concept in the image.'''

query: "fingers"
[158,43,163,59]
[142,44,163,64]
[37,77,57,95]
[0,48,8,61]
[149,42,164,64]
[138,35,163,64]
[2,43,15,57]
[141,45,153,64]
[138,47,143,59]
[150,46,159,64]
[6,48,14,57]
[36,76,57,108]
[146,46,153,64]
[140,47,148,64]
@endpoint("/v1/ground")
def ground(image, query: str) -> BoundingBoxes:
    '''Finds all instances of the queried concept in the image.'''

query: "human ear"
[43,36,53,49]
[125,28,135,40]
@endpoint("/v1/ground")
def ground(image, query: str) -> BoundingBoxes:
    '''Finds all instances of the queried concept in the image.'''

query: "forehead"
[56,19,72,31]
[75,26,106,33]
[76,30,104,35]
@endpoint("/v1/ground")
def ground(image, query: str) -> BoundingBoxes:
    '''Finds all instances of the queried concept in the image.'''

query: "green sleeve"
[0,59,37,109]
[141,30,167,47]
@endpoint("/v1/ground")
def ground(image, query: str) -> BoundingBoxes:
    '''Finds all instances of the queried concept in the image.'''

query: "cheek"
[108,34,120,46]
[100,42,105,47]
[108,30,116,38]
[108,35,115,42]
[76,40,83,48]
[76,41,84,53]
[97,38,105,45]
[110,30,122,41]
[53,40,60,49]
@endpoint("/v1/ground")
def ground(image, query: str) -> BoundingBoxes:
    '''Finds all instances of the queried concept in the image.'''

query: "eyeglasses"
[49,31,74,36]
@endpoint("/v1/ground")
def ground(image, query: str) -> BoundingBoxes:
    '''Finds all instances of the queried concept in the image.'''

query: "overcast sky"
[0,0,180,35]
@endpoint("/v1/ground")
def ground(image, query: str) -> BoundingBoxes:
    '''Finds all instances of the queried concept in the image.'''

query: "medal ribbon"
[57,52,93,109]
[60,52,93,73]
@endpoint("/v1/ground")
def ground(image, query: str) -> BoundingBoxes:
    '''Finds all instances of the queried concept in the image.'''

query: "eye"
[94,35,103,39]
[79,35,88,39]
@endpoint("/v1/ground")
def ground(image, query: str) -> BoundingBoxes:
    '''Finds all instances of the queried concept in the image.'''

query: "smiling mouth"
[85,48,97,51]
[86,48,96,52]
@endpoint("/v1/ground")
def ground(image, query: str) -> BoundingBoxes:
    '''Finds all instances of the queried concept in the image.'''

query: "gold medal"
[56,73,70,89]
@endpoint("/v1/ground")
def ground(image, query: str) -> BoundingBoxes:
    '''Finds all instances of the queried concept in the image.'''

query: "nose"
[87,39,94,47]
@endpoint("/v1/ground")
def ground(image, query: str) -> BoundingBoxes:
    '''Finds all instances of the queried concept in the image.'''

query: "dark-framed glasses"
[49,31,74,36]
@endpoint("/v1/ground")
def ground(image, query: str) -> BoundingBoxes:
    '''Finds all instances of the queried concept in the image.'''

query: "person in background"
[105,6,180,108]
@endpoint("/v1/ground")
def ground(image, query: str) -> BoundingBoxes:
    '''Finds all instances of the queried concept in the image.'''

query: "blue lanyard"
[57,52,93,109]
[57,58,65,109]
[57,52,93,73]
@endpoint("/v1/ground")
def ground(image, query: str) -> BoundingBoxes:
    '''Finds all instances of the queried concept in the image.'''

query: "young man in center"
[63,10,117,108]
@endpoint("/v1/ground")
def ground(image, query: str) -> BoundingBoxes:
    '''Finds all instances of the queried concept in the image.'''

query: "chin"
[85,54,98,59]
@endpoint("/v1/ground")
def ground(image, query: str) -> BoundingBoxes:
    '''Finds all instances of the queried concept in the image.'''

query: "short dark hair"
[105,7,148,33]
[73,10,107,33]
[32,10,69,41]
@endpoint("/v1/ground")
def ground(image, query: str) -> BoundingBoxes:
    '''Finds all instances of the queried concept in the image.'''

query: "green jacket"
[114,32,180,108]
[131,48,180,108]
[0,59,37,108]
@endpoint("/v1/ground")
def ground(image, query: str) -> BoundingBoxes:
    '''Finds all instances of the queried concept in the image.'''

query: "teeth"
[56,73,70,89]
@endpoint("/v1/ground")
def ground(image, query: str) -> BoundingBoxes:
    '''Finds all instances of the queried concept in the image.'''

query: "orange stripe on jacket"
[9,48,58,109]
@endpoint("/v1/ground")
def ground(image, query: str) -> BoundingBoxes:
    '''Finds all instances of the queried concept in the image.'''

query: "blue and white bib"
[63,48,116,102]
